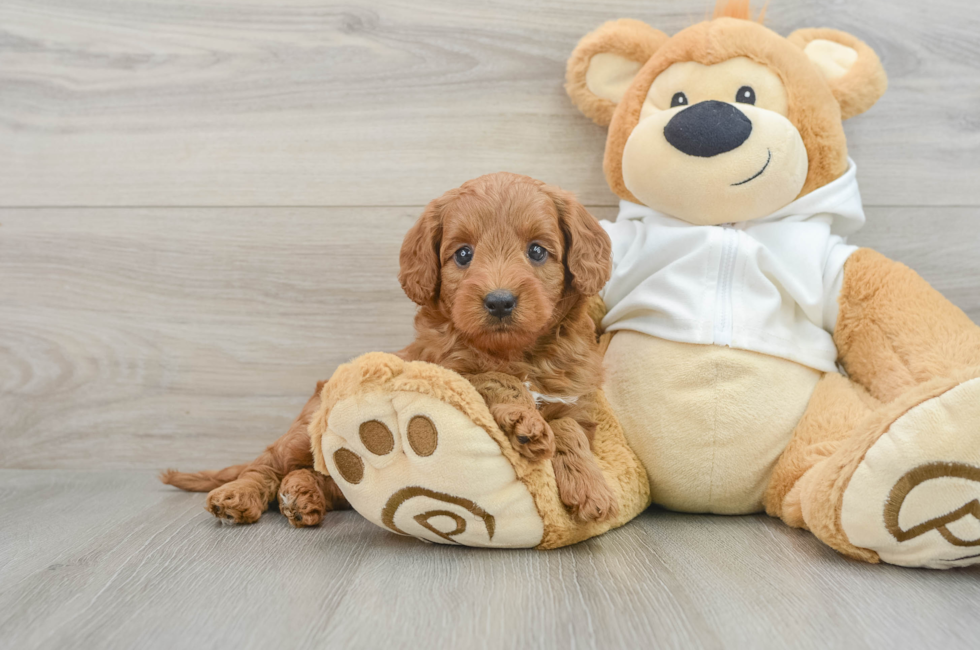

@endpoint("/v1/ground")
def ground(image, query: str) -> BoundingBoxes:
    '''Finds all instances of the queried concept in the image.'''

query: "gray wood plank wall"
[2,0,979,471]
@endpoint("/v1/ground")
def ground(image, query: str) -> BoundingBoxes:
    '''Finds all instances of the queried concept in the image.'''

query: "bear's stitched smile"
[731,149,772,187]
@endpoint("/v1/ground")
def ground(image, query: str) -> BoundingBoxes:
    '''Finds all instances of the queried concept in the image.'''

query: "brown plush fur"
[763,372,878,526]
[566,6,980,565]
[712,0,765,22]
[761,247,980,559]
[793,368,980,563]
[767,247,980,558]
[564,19,669,127]
[835,248,980,403]
[603,18,849,204]
[566,5,888,204]
[786,28,888,120]
[163,173,618,525]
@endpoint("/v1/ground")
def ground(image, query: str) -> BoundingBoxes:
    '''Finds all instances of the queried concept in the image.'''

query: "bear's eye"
[670,92,688,108]
[736,86,756,105]
[453,245,473,268]
[527,243,548,264]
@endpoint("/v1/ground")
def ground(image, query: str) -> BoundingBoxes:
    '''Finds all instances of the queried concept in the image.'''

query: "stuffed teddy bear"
[308,1,980,568]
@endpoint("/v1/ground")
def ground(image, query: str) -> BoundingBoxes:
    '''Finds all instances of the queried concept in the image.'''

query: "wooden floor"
[2,470,978,650]
[2,1,979,648]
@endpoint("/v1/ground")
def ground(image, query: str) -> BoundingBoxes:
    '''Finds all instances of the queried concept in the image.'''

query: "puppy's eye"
[736,86,756,105]
[670,92,688,108]
[527,243,548,264]
[453,246,473,268]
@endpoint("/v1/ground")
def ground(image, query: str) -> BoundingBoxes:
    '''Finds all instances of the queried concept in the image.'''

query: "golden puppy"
[162,172,617,524]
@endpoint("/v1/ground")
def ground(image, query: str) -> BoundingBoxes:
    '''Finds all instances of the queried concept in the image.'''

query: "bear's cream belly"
[603,331,821,514]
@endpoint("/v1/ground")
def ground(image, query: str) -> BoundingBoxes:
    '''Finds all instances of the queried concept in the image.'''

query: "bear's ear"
[566,19,669,127]
[788,28,888,120]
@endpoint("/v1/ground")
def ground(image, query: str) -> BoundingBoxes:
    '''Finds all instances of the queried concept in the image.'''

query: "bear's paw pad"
[842,377,980,568]
[318,390,544,548]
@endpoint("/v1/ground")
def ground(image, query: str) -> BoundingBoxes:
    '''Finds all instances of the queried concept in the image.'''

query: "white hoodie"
[599,160,865,373]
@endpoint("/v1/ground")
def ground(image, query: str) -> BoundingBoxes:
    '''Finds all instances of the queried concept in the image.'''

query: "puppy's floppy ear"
[788,28,887,120]
[566,19,669,127]
[399,197,445,306]
[547,186,612,296]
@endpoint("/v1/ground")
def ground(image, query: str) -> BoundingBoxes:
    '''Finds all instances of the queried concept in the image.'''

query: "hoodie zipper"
[713,225,739,347]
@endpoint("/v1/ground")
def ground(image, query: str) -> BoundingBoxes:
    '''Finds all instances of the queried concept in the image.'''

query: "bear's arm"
[833,248,980,402]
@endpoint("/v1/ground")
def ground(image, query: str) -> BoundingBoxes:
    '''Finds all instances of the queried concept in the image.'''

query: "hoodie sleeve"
[822,235,859,334]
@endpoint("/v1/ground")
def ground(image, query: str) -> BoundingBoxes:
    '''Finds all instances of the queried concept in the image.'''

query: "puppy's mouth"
[464,328,535,357]
[479,317,531,342]
[466,313,543,352]
[483,317,517,331]
[731,149,771,187]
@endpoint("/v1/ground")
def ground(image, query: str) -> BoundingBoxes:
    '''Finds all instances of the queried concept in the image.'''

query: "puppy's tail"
[159,464,249,492]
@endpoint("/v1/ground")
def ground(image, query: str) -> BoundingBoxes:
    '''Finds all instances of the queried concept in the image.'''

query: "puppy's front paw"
[206,480,267,525]
[490,404,555,461]
[553,455,619,523]
[574,482,619,523]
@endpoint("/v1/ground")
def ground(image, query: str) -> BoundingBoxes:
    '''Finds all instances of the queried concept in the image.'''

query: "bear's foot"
[308,352,651,549]
[314,384,545,547]
[841,375,980,568]
[802,371,980,568]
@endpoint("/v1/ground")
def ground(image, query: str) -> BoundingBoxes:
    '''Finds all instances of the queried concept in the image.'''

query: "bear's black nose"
[663,100,752,157]
[484,290,517,319]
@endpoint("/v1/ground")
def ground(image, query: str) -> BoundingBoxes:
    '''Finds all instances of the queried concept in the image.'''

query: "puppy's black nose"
[663,100,752,157]
[484,290,517,319]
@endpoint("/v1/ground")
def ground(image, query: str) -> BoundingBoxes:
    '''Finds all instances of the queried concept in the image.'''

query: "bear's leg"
[769,250,980,568]
[308,353,650,549]
[786,370,980,567]
[763,373,878,530]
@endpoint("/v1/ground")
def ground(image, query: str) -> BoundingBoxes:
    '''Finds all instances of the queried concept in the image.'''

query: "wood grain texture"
[1,0,979,207]
[0,471,977,650]
[0,208,418,468]
[2,206,978,469]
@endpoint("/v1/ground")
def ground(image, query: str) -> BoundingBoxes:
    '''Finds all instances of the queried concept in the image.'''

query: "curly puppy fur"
[161,381,349,526]
[162,172,617,524]
[398,173,616,520]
